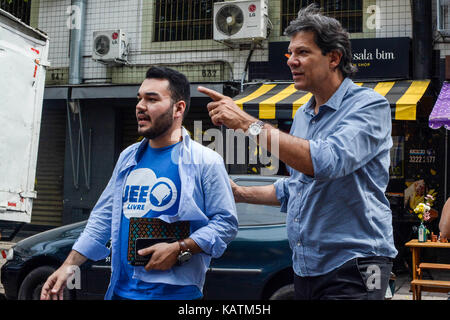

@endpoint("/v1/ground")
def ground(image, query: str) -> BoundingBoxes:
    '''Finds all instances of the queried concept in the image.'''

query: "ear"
[328,50,343,70]
[173,101,186,120]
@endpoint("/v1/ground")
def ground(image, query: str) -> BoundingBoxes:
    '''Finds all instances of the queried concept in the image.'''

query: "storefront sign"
[261,37,410,81]
[351,37,410,79]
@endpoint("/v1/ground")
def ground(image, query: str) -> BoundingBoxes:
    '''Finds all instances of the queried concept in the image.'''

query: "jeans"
[294,256,393,300]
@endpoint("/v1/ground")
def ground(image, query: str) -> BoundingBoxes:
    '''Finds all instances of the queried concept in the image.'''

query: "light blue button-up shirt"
[72,128,238,299]
[274,78,398,277]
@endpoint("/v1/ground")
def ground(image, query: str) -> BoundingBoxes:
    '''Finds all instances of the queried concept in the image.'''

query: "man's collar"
[135,126,190,161]
[303,77,353,114]
[324,77,352,111]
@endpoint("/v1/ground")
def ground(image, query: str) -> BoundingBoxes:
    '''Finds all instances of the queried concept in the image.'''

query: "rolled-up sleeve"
[72,167,117,261]
[189,155,238,259]
[274,177,290,213]
[309,96,392,181]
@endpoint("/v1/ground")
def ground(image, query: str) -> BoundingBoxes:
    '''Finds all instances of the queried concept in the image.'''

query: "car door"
[203,175,291,299]
[81,240,111,299]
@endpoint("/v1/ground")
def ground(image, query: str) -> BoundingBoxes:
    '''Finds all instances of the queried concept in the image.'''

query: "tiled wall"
[31,0,449,84]
[34,0,71,68]
[433,0,450,59]
[375,0,412,38]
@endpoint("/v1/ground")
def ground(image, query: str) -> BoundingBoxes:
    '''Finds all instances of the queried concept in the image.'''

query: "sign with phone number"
[409,149,436,164]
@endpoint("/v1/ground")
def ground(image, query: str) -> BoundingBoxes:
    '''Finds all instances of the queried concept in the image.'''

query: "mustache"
[137,112,151,121]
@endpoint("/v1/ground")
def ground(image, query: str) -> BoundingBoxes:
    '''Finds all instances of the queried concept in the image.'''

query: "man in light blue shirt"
[199,4,397,300]
[41,66,238,300]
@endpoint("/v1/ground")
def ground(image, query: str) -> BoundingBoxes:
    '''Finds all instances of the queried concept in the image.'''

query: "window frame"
[0,0,31,25]
[153,0,222,42]
[280,0,364,36]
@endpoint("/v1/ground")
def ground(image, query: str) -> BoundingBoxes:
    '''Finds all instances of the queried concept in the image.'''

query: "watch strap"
[255,120,264,127]
[251,120,264,130]
[178,239,190,253]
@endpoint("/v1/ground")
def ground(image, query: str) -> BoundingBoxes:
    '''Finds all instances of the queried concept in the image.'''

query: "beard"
[138,105,174,140]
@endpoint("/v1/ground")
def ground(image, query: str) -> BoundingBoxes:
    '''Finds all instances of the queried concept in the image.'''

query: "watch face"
[249,123,261,136]
[177,251,192,264]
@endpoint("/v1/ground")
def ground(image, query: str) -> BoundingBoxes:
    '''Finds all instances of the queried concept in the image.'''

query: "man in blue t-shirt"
[41,67,238,300]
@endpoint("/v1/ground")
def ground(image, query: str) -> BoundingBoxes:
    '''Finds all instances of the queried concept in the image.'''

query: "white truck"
[0,9,49,225]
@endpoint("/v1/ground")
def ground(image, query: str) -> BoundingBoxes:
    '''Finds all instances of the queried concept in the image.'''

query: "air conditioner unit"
[213,0,268,42]
[92,30,129,65]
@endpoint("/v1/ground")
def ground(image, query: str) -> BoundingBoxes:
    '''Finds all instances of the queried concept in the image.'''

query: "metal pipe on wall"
[68,0,87,85]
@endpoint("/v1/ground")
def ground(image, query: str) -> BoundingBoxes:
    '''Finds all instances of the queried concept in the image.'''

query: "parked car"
[1,175,294,300]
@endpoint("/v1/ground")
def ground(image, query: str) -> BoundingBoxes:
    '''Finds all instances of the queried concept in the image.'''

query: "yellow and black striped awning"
[233,80,431,121]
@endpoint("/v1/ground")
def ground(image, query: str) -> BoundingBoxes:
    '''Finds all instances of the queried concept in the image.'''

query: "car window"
[233,178,286,226]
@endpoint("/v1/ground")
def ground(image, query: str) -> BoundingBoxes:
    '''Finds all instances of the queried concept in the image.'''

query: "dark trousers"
[294,256,392,300]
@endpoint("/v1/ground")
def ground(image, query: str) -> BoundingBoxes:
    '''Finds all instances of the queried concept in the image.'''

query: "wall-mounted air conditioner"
[213,0,268,42]
[92,30,129,65]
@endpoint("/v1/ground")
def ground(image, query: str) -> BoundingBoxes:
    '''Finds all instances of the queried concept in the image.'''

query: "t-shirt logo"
[122,168,178,219]
[150,182,172,207]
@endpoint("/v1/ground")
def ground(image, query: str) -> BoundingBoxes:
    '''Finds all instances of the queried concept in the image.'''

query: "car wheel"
[18,266,72,300]
[269,284,295,300]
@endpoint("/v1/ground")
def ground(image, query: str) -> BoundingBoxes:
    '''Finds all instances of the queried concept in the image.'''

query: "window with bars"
[281,0,363,35]
[0,0,31,25]
[154,0,222,42]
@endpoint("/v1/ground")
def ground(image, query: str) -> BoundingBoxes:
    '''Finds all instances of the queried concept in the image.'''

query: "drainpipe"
[66,0,91,191]
[412,0,432,79]
[68,0,87,84]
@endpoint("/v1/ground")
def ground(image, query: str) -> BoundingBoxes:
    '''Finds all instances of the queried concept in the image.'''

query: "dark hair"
[145,66,191,119]
[284,3,357,78]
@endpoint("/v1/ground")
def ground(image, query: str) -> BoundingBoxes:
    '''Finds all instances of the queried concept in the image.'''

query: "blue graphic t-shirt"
[114,141,202,300]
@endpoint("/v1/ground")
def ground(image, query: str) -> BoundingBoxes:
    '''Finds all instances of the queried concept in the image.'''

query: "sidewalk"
[390,271,450,300]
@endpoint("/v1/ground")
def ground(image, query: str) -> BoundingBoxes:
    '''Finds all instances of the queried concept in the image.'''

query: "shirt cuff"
[274,178,289,213]
[189,231,226,259]
[72,233,110,262]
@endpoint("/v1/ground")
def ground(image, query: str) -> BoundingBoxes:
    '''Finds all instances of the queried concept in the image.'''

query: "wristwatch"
[247,120,265,136]
[177,240,192,265]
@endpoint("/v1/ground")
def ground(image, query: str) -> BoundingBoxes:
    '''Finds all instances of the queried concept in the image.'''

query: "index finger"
[40,277,54,300]
[137,245,156,257]
[197,86,226,101]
